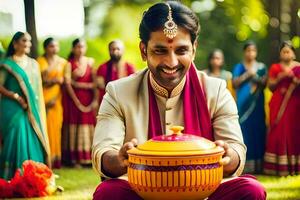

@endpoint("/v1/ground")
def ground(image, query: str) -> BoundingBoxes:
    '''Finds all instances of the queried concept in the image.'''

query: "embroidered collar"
[149,72,185,98]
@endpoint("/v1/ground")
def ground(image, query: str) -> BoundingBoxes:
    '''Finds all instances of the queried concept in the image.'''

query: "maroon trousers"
[93,175,266,200]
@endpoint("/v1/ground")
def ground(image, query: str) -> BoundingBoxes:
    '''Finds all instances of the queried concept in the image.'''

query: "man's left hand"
[215,140,240,177]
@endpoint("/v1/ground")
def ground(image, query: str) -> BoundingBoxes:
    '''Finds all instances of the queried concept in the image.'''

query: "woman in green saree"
[0,32,50,180]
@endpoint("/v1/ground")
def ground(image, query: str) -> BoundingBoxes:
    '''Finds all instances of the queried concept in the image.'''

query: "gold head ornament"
[163,3,178,39]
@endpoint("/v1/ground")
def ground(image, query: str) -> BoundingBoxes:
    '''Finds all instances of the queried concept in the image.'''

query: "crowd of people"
[0,32,135,179]
[0,1,299,199]
[202,41,300,176]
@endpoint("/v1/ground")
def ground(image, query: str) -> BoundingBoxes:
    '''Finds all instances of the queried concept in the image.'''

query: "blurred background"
[1,1,300,199]
[0,0,299,70]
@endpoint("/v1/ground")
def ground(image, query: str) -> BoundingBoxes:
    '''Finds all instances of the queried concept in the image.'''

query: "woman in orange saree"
[37,38,67,168]
[264,41,300,176]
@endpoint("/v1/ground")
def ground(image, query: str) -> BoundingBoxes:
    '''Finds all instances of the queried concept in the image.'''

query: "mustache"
[157,64,184,70]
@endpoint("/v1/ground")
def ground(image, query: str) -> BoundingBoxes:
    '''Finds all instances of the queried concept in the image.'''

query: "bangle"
[13,93,20,100]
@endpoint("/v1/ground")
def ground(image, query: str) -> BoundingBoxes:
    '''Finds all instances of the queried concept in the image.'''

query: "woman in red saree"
[264,41,300,176]
[62,38,98,167]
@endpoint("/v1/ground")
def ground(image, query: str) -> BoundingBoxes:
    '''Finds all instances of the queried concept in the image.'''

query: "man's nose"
[164,52,179,68]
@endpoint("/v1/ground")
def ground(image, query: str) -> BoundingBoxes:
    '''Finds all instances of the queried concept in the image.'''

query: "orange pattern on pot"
[127,126,224,200]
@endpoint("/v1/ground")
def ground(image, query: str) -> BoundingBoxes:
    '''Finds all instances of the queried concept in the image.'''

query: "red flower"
[1,160,55,198]
[0,178,13,198]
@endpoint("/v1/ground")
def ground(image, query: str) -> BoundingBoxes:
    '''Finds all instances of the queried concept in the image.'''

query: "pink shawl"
[148,63,213,140]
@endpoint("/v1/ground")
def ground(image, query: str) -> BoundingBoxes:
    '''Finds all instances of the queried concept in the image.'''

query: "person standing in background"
[0,32,50,179]
[203,49,234,97]
[37,37,67,168]
[232,41,267,174]
[62,38,98,167]
[96,40,135,105]
[264,41,300,176]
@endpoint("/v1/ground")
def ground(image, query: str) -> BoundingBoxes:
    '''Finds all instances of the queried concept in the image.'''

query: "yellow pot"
[127,126,224,200]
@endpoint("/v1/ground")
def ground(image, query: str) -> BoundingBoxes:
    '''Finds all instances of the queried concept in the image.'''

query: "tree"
[24,0,38,58]
[267,0,300,63]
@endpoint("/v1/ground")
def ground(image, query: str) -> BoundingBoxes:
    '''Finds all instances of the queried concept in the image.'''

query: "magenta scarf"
[148,63,213,140]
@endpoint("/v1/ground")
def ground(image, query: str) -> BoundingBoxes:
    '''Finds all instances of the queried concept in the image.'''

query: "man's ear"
[192,41,198,60]
[139,42,147,61]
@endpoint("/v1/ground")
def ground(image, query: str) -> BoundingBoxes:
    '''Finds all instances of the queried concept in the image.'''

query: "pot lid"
[127,126,224,156]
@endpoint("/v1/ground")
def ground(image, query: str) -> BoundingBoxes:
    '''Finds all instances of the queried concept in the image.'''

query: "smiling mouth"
[162,68,179,74]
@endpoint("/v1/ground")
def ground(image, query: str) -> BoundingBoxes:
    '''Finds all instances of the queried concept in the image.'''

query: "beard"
[149,63,188,91]
[110,54,121,62]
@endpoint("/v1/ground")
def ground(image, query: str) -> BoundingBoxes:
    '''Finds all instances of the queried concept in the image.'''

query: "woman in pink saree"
[62,38,98,167]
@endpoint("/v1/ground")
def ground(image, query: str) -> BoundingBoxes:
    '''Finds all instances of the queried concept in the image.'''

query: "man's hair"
[139,1,200,45]
[108,39,124,50]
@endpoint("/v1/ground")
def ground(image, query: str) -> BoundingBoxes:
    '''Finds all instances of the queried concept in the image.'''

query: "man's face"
[109,41,124,62]
[140,27,196,91]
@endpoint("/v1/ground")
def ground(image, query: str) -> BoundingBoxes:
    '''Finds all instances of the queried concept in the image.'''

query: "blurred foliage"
[86,0,272,70]
[219,0,269,41]
[194,0,270,70]
[1,0,299,71]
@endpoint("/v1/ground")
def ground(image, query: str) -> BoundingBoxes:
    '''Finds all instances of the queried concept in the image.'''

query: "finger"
[121,142,135,156]
[214,140,224,147]
[215,140,229,151]
[131,138,138,147]
[219,156,231,166]
[123,143,133,152]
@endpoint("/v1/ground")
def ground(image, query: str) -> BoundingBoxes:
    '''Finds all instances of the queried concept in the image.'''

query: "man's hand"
[215,140,240,177]
[118,138,138,167]
[102,138,138,178]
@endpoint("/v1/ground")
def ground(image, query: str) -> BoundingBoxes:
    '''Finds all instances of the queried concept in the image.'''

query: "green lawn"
[14,168,300,200]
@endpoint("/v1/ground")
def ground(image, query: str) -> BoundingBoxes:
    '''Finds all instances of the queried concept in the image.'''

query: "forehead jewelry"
[163,3,178,39]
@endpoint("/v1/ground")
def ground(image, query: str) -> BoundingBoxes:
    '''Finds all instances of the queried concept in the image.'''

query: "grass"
[9,168,300,200]
[257,175,300,200]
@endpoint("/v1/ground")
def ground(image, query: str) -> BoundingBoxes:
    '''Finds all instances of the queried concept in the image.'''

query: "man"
[92,1,266,200]
[96,39,135,105]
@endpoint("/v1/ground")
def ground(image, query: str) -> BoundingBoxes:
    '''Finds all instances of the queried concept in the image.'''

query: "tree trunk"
[266,0,281,64]
[290,0,300,59]
[24,0,38,58]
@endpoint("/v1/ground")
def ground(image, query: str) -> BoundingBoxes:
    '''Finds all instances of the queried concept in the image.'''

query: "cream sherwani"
[92,68,246,179]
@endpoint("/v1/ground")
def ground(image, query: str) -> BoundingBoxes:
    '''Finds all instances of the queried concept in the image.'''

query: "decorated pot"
[127,126,225,200]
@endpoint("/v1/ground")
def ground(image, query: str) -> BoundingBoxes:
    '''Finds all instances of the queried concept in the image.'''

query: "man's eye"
[154,49,167,54]
[176,48,188,55]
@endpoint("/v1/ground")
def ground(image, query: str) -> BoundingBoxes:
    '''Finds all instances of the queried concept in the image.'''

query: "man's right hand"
[101,138,138,178]
[118,138,138,167]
